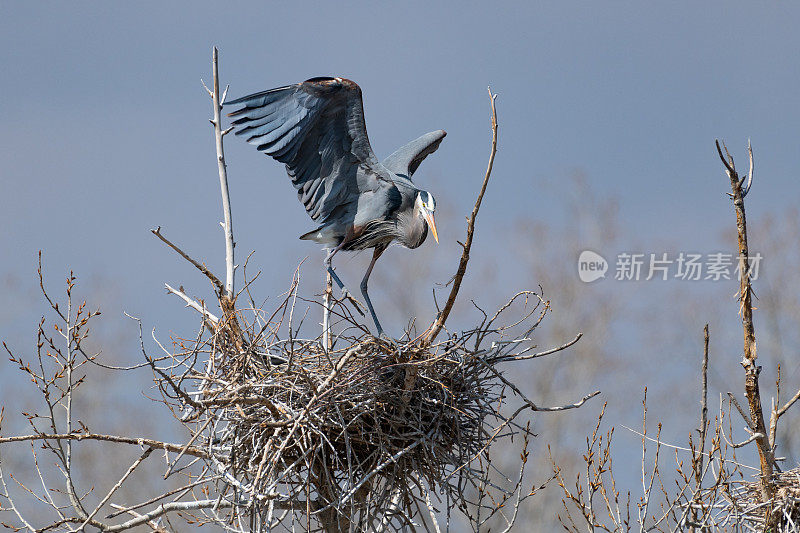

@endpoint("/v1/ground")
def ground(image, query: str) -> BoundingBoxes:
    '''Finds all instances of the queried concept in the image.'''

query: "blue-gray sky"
[3,3,799,301]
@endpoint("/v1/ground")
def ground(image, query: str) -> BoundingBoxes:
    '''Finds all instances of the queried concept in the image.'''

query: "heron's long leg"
[360,246,387,337]
[324,241,351,297]
[322,241,367,320]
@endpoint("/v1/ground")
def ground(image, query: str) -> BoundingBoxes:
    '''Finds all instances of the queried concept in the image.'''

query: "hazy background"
[2,2,800,529]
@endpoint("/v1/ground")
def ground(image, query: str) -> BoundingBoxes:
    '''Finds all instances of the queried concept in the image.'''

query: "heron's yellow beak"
[424,210,439,244]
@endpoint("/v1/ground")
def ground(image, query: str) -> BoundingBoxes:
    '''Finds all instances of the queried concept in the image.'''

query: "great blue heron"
[225,77,446,337]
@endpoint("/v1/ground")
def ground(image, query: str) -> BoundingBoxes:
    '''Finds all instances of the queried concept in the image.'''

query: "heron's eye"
[419,191,435,212]
[419,191,433,211]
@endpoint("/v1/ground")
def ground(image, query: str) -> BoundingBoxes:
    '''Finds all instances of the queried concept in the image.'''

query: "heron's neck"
[398,204,428,249]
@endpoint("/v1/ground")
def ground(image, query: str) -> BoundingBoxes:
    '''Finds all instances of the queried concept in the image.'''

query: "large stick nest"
[222,336,491,510]
[152,286,591,530]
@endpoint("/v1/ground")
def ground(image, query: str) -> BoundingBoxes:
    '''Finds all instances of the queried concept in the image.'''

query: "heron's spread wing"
[226,77,390,221]
[382,130,447,181]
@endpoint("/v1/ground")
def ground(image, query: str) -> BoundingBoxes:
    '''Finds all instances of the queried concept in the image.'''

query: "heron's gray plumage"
[226,77,445,336]
[345,207,429,252]
[382,130,447,182]
[226,77,393,223]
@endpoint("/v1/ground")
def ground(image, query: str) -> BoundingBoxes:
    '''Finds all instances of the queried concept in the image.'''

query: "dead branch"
[423,87,498,346]
[211,46,236,299]
[152,226,224,294]
[716,139,776,509]
[690,324,710,528]
[164,282,220,324]
[771,385,800,447]
[0,433,209,458]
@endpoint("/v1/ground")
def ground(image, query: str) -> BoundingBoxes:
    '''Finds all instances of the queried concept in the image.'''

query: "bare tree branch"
[211,46,236,299]
[79,447,153,529]
[151,226,224,294]
[716,138,775,507]
[423,87,498,345]
[776,386,800,419]
[0,433,209,458]
[164,283,219,324]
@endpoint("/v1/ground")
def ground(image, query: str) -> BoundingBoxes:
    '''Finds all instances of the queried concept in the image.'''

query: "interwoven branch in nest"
[149,285,597,532]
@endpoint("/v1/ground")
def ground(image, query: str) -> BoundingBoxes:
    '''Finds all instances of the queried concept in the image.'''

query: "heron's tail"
[299,225,340,245]
[299,228,320,241]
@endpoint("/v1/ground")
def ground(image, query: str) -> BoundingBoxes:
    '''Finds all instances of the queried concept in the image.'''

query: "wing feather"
[382,130,447,181]
[226,77,394,221]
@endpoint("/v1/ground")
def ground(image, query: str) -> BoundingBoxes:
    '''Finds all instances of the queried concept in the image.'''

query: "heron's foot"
[337,290,366,317]
[376,331,401,352]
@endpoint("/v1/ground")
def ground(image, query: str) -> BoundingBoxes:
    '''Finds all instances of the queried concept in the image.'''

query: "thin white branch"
[29,442,66,519]
[742,139,754,197]
[322,272,332,352]
[776,386,800,419]
[729,431,764,449]
[211,46,235,298]
[108,504,163,531]
[0,433,209,458]
[621,424,760,471]
[164,283,219,323]
[221,83,230,105]
[505,333,583,361]
[534,390,601,412]
[104,498,235,531]
[768,380,799,449]
[376,486,402,532]
[201,78,213,97]
[423,483,442,533]
[79,447,153,529]
[0,456,37,531]
[63,286,86,521]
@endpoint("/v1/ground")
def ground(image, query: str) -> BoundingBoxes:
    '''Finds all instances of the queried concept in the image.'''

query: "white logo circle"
[578,251,608,283]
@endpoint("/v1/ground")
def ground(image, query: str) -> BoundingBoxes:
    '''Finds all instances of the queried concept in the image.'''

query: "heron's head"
[415,190,438,244]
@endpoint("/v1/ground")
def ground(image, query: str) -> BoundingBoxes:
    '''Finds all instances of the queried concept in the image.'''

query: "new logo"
[578,250,608,283]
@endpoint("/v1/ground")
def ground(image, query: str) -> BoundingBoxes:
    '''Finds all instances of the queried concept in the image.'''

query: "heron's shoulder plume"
[223,84,296,109]
[223,77,358,113]
[304,76,337,83]
[299,76,362,99]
